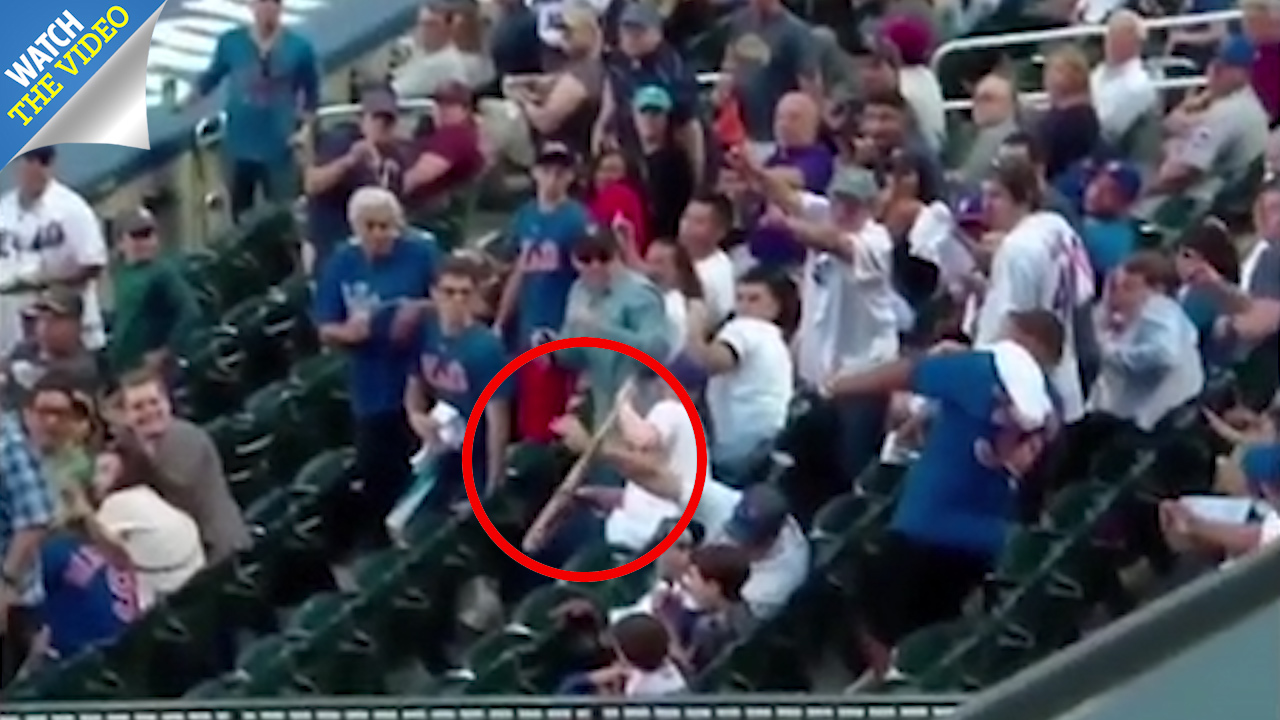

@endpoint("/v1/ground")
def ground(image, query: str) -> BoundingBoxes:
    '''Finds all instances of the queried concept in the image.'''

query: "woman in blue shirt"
[314,187,440,549]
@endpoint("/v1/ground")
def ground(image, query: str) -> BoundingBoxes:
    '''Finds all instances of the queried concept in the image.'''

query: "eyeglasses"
[127,227,155,240]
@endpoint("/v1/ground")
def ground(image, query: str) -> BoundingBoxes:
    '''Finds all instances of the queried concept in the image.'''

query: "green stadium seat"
[204,413,273,508]
[232,205,298,286]
[172,325,247,422]
[508,583,594,638]
[235,634,298,696]
[182,673,248,699]
[888,617,983,692]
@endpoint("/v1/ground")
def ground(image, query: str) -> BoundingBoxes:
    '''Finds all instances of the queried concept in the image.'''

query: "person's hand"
[1185,259,1222,287]
[408,410,439,443]
[1159,500,1195,539]
[344,312,372,343]
[347,139,375,165]
[390,301,426,344]
[551,414,592,454]
[760,204,791,228]
[588,663,630,694]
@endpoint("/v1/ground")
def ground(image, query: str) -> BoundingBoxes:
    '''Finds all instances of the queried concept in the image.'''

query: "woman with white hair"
[313,185,442,549]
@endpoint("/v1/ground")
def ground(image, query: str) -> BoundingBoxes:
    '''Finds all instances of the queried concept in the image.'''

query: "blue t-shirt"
[418,317,514,492]
[40,534,138,658]
[1180,286,1233,370]
[1083,217,1136,287]
[196,28,320,163]
[892,351,1057,560]
[314,234,441,418]
[509,200,590,349]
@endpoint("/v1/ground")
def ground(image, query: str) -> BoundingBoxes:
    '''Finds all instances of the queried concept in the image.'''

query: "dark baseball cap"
[536,141,576,168]
[620,1,662,29]
[724,484,789,547]
[31,288,84,319]
[432,80,474,107]
[114,207,158,237]
[361,86,399,116]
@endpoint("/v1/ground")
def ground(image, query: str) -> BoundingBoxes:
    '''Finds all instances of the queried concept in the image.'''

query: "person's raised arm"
[192,32,232,105]
[521,73,589,135]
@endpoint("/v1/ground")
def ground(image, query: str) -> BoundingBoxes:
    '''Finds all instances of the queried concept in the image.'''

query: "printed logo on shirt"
[0,223,65,258]
[520,240,564,273]
[65,546,139,623]
[421,353,469,394]
[340,282,382,316]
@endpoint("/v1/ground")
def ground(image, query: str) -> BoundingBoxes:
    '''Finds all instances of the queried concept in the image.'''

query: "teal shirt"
[558,269,669,420]
[197,28,320,163]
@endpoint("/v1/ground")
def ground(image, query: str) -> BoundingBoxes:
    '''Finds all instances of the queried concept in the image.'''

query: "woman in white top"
[90,437,206,611]
[684,266,797,484]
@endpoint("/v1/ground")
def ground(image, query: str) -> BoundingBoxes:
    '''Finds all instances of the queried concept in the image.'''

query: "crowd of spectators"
[2,0,1280,699]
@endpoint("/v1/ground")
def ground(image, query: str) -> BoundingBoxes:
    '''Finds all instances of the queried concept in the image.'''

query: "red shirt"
[1254,41,1280,124]
[411,120,484,204]
[589,181,650,261]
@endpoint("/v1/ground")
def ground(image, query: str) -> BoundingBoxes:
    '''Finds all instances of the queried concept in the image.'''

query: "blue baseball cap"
[1216,34,1257,69]
[1092,159,1143,203]
[725,484,789,547]
[1243,443,1280,493]
[632,85,672,113]
[953,189,986,227]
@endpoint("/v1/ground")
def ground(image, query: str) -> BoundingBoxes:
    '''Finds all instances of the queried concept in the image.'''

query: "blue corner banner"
[2,1,167,164]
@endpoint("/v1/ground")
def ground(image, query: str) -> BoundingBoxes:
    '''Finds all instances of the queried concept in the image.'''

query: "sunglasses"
[127,227,155,240]
[574,252,611,265]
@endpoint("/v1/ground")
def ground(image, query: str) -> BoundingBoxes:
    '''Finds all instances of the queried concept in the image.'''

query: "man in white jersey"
[740,154,900,477]
[0,148,107,357]
[973,159,1094,423]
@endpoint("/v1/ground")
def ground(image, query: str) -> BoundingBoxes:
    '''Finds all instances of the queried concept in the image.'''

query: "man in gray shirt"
[119,372,251,562]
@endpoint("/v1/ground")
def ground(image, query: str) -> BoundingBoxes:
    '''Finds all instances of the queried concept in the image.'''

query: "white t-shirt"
[662,289,689,361]
[705,317,794,458]
[898,67,947,154]
[0,181,108,355]
[605,399,706,550]
[1090,58,1157,144]
[694,250,736,325]
[97,486,207,611]
[625,661,687,696]
[680,479,810,619]
[793,193,900,387]
[974,211,1094,422]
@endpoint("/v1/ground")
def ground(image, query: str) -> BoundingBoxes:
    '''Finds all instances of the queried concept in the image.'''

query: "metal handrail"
[0,694,970,718]
[940,73,1208,113]
[930,8,1243,73]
